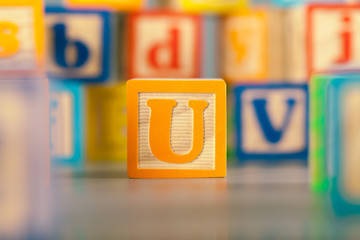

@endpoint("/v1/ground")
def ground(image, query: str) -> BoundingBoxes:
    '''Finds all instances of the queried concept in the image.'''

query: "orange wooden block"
[0,0,45,79]
[127,79,227,178]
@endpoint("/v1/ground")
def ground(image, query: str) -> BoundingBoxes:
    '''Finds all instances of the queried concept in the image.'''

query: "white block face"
[46,14,103,78]
[138,93,215,169]
[131,15,199,78]
[223,13,267,80]
[241,88,307,153]
[310,8,360,72]
[0,7,36,71]
[342,87,360,201]
[50,92,73,158]
[0,90,28,237]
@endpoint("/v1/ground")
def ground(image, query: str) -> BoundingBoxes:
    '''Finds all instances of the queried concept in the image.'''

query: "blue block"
[327,75,360,216]
[46,7,111,83]
[50,80,84,170]
[234,84,308,162]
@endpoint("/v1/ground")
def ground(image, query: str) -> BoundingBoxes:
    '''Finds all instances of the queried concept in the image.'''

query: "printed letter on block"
[223,11,268,83]
[127,79,226,178]
[128,12,201,79]
[46,7,111,82]
[307,5,360,75]
[0,0,44,79]
[235,84,308,161]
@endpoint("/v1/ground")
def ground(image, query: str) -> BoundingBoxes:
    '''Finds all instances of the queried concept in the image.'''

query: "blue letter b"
[53,23,89,68]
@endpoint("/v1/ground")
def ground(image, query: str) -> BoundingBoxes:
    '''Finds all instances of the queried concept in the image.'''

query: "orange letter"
[0,22,20,58]
[147,99,208,164]
[230,30,247,63]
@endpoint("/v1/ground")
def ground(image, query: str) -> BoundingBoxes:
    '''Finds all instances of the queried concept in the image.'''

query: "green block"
[310,74,332,193]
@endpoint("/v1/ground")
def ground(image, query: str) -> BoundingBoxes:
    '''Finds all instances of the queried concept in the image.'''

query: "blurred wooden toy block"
[223,7,306,83]
[128,11,201,78]
[86,83,127,162]
[309,74,333,193]
[177,0,245,13]
[0,80,49,238]
[0,0,45,79]
[45,7,111,82]
[326,75,360,215]
[223,10,268,82]
[50,80,84,170]
[307,4,360,75]
[65,0,143,11]
[127,79,226,178]
[234,84,308,161]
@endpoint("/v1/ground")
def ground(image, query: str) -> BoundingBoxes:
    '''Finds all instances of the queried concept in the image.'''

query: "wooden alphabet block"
[178,0,245,13]
[223,7,307,83]
[309,74,332,193]
[65,0,143,11]
[307,4,360,75]
[0,0,45,79]
[127,79,226,178]
[223,10,268,82]
[50,80,84,170]
[234,84,308,161]
[327,75,360,215]
[46,7,111,82]
[128,11,201,79]
[86,83,126,162]
[0,80,49,238]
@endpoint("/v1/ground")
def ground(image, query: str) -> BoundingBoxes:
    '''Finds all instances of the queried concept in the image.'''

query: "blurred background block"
[50,80,84,172]
[86,82,127,163]
[65,0,145,11]
[327,75,360,216]
[309,74,332,193]
[127,11,202,78]
[0,80,50,239]
[307,4,360,75]
[176,0,246,13]
[0,0,45,80]
[223,10,268,83]
[234,84,308,162]
[45,7,112,82]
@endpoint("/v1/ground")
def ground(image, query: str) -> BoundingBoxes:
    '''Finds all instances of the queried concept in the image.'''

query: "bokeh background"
[1,0,360,239]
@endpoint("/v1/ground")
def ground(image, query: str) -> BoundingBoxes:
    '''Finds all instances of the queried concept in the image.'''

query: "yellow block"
[65,0,143,11]
[86,83,127,162]
[180,0,246,14]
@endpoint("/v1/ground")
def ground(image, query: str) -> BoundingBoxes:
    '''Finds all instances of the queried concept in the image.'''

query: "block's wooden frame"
[0,0,45,79]
[127,79,227,178]
[128,11,202,79]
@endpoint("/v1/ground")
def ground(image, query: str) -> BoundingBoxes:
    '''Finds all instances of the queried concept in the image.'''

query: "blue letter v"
[252,98,296,143]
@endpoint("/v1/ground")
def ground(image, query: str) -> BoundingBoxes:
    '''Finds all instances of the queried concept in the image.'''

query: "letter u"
[147,99,208,164]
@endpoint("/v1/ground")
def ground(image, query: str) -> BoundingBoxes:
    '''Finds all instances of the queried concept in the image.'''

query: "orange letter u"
[147,99,208,164]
